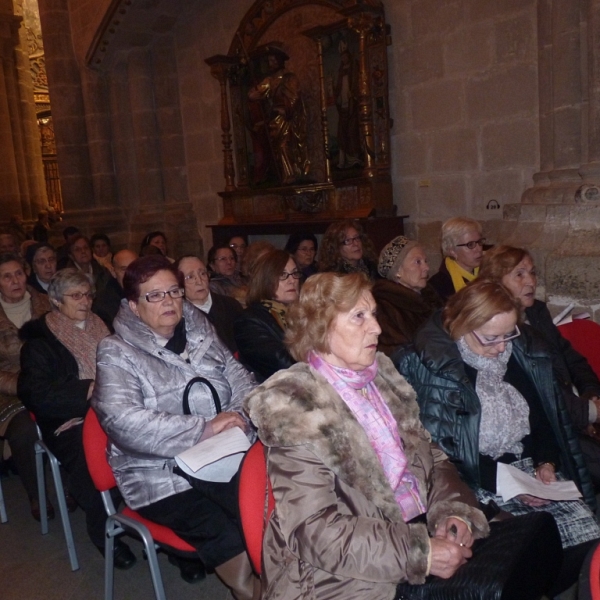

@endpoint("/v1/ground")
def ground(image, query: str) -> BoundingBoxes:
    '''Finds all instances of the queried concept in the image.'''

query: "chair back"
[558,319,600,379]
[238,440,274,575]
[82,408,117,494]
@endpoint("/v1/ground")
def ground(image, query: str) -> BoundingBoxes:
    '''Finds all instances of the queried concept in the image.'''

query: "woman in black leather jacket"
[479,245,600,487]
[234,249,299,382]
[393,280,599,594]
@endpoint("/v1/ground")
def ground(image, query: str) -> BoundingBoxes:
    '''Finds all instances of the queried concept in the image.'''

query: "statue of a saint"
[248,46,310,185]
[334,48,362,169]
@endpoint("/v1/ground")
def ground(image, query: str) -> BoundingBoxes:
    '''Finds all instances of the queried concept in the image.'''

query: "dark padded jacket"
[233,302,295,382]
[392,310,596,510]
[18,316,91,442]
[525,300,600,429]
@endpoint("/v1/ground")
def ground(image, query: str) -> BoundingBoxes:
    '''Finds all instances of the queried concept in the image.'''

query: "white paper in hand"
[496,462,582,502]
[175,426,251,483]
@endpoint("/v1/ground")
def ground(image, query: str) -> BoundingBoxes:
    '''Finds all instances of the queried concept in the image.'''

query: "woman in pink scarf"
[244,272,489,600]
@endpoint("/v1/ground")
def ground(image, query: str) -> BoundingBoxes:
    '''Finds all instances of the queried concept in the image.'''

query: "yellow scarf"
[445,257,479,293]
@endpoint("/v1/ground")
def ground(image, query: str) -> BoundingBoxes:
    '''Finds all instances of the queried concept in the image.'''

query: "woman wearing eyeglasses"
[429,217,485,302]
[234,249,299,382]
[318,219,378,280]
[393,279,599,594]
[90,255,259,598]
[19,268,139,566]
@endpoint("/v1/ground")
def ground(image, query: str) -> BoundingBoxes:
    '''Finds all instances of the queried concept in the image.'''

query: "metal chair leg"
[34,441,48,534]
[0,476,7,523]
[35,438,79,571]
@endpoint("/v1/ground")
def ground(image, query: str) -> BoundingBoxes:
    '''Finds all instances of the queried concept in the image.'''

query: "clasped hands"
[429,517,473,579]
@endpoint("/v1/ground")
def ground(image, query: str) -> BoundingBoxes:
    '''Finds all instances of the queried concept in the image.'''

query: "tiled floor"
[0,473,231,600]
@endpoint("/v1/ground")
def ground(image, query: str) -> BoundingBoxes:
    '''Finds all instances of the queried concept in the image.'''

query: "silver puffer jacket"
[92,299,256,510]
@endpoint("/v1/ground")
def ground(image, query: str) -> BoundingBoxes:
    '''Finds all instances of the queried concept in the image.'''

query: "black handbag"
[174,377,241,510]
[395,512,563,600]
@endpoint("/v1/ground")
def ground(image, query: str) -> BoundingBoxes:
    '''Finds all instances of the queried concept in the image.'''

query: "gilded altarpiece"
[206,0,394,228]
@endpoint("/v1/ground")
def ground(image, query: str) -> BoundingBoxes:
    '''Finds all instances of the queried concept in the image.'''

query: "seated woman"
[244,272,489,599]
[91,256,258,599]
[393,280,600,593]
[0,253,50,521]
[176,254,243,354]
[318,219,378,280]
[373,236,443,355]
[227,234,248,274]
[479,244,600,487]
[234,249,298,382]
[90,233,115,276]
[284,232,318,280]
[429,217,484,302]
[140,230,175,263]
[18,269,136,568]
[208,244,248,307]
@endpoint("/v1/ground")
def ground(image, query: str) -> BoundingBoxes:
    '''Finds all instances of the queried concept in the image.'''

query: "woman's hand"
[516,494,550,507]
[210,412,247,435]
[429,537,472,579]
[435,517,474,548]
[535,463,557,484]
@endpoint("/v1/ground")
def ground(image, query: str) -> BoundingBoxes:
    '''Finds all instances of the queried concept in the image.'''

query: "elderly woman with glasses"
[393,279,600,594]
[207,244,248,307]
[234,249,299,382]
[91,255,258,597]
[18,268,138,567]
[318,219,378,280]
[429,217,485,302]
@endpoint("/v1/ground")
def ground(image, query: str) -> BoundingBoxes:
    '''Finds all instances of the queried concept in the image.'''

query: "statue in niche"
[334,43,362,169]
[247,45,310,186]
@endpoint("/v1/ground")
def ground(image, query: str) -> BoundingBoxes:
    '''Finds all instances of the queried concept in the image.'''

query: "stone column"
[37,0,94,211]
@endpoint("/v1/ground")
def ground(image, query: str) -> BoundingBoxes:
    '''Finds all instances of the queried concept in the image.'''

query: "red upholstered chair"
[558,319,600,379]
[237,440,274,575]
[578,540,600,600]
[82,408,198,600]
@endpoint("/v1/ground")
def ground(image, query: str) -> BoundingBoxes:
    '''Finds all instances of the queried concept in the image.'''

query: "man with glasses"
[176,255,243,354]
[430,217,485,302]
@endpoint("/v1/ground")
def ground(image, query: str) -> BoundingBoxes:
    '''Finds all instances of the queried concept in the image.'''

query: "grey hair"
[48,268,95,307]
[440,217,483,256]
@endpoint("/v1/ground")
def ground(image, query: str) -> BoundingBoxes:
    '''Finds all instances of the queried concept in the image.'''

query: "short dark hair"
[284,232,318,255]
[90,233,111,247]
[67,234,90,253]
[207,244,236,267]
[62,226,80,240]
[0,252,25,270]
[140,231,167,254]
[123,255,182,302]
[246,249,293,304]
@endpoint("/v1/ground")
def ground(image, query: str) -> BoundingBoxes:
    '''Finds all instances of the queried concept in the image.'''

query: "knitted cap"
[378,236,418,281]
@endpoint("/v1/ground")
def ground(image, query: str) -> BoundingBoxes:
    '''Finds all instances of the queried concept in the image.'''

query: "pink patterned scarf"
[309,352,426,522]
[46,311,109,380]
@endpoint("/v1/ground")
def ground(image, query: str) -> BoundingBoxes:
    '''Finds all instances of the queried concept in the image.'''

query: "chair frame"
[33,423,79,571]
[0,475,7,523]
[82,408,198,600]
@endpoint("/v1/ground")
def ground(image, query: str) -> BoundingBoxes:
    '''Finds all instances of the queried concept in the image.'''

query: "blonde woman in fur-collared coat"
[244,272,489,600]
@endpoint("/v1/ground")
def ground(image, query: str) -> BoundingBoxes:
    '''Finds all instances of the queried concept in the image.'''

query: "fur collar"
[245,353,425,523]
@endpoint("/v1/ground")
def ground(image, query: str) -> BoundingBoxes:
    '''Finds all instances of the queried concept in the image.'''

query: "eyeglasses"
[229,243,247,250]
[184,270,208,282]
[342,235,361,246]
[214,255,235,262]
[456,238,486,250]
[63,291,94,301]
[34,258,57,265]
[143,288,185,303]
[279,270,302,281]
[470,325,521,346]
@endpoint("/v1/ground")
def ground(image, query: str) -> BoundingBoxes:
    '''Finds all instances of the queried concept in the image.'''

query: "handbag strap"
[182,377,222,416]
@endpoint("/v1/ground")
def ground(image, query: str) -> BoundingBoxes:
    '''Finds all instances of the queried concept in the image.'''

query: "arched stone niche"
[206,0,397,231]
